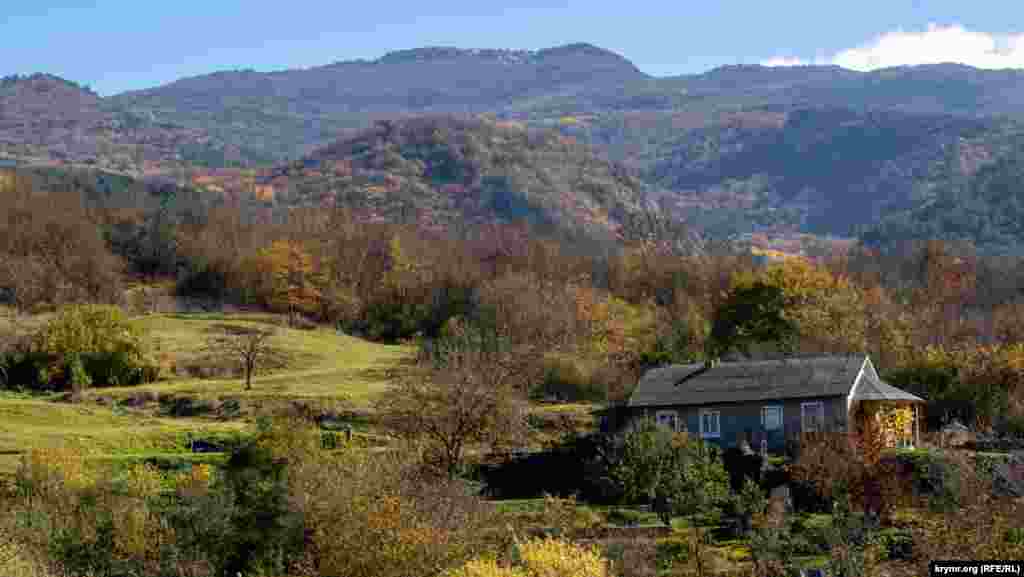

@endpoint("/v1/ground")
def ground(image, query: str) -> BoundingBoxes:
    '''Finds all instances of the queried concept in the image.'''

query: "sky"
[3,0,1024,96]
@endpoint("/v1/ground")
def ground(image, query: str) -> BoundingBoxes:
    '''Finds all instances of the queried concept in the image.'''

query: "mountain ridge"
[5,43,1024,253]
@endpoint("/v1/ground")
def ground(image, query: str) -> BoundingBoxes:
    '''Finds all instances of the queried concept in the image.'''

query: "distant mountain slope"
[0,73,229,171]
[268,116,654,241]
[635,107,999,235]
[860,125,1024,254]
[108,43,647,161]
[8,46,1024,252]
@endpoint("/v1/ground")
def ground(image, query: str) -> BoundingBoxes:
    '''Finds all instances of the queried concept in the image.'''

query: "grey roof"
[851,369,925,403]
[629,354,868,408]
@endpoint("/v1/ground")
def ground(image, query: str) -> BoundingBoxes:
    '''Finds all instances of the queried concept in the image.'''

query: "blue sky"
[4,0,1023,96]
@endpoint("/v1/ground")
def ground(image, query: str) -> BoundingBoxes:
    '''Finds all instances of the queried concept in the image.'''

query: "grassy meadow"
[0,309,416,476]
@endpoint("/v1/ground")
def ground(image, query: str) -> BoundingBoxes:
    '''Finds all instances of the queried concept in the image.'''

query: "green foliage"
[605,508,645,527]
[610,420,731,526]
[220,441,305,576]
[2,304,159,391]
[733,477,768,526]
[709,280,797,357]
[535,356,607,402]
[654,536,690,571]
[874,527,914,561]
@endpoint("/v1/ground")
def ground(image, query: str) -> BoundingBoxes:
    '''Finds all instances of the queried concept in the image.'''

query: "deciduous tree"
[378,322,527,478]
[204,324,287,390]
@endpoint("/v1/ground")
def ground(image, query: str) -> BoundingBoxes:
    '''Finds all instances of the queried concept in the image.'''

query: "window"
[700,410,720,438]
[801,402,825,432]
[761,405,783,431]
[655,410,680,432]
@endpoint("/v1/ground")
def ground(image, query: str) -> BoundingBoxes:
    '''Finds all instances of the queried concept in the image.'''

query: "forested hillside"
[282,116,655,242]
[7,44,1024,252]
[0,74,232,170]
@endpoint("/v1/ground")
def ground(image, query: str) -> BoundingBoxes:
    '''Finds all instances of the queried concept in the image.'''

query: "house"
[622,354,925,453]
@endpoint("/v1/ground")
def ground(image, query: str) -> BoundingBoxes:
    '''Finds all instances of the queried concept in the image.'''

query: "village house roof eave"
[627,354,868,409]
[627,392,848,409]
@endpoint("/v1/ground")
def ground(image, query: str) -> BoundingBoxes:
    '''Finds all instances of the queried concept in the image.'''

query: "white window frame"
[700,409,721,438]
[655,410,681,432]
[761,405,783,431]
[801,401,825,433]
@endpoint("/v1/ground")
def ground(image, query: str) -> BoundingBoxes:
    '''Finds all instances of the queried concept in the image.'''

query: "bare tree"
[204,324,287,390]
[377,341,528,478]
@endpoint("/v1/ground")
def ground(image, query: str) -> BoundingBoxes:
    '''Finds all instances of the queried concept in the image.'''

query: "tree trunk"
[245,359,253,390]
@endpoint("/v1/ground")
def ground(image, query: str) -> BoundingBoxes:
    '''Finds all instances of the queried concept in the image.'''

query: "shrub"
[606,508,645,527]
[26,304,159,390]
[611,421,731,526]
[533,356,606,403]
[516,537,609,577]
[886,450,962,510]
[722,447,764,492]
[654,537,689,571]
[1000,415,1024,438]
[159,396,216,418]
[0,350,53,391]
[875,528,914,561]
[444,557,524,577]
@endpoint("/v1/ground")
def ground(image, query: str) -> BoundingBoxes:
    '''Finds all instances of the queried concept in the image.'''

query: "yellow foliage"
[734,258,867,353]
[18,446,97,493]
[251,239,324,317]
[444,557,525,577]
[126,463,165,498]
[877,406,914,448]
[517,538,608,577]
[571,284,653,360]
[448,538,608,577]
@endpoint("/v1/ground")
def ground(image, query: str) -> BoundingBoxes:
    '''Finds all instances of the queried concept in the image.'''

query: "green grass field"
[103,313,414,406]
[0,310,601,478]
[0,311,416,475]
[0,393,247,474]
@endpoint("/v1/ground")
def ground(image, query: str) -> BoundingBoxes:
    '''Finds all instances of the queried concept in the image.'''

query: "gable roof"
[850,364,925,403]
[628,354,868,408]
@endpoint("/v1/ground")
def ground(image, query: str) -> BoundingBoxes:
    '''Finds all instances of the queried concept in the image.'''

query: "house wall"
[629,395,848,452]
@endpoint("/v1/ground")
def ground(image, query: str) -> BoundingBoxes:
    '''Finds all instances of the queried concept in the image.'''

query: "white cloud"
[761,24,1024,70]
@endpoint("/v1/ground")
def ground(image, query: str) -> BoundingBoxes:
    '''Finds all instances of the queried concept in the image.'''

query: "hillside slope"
[270,116,654,241]
[0,73,230,171]
[108,43,647,161]
[8,46,1024,251]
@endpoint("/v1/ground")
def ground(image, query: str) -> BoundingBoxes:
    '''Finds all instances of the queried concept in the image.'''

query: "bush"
[0,350,53,391]
[533,356,607,402]
[977,453,1024,498]
[159,396,216,418]
[999,415,1024,438]
[24,304,160,391]
[606,508,645,527]
[722,447,764,492]
[875,528,914,561]
[654,537,690,571]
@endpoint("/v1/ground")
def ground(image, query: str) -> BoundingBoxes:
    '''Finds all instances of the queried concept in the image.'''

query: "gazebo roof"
[852,370,925,403]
